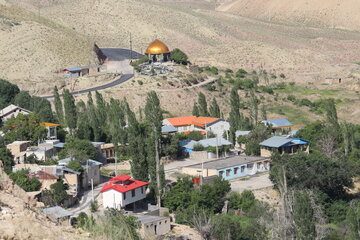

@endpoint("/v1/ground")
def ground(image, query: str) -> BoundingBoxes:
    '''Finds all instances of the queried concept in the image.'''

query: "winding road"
[43,48,143,99]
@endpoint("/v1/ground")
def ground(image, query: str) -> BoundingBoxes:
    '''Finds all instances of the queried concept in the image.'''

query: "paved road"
[43,48,143,99]
[69,182,106,215]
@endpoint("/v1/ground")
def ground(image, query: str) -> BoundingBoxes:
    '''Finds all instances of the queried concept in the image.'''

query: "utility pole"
[130,32,133,60]
[216,137,219,159]
[91,178,94,202]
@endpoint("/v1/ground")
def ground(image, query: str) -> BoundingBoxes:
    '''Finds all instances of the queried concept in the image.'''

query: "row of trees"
[54,88,166,205]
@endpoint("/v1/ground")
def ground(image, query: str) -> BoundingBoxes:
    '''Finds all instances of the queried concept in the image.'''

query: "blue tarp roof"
[262,119,293,128]
[260,136,309,148]
[58,158,102,168]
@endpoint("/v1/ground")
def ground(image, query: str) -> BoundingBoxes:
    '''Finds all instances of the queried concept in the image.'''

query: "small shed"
[42,206,73,224]
[137,214,171,237]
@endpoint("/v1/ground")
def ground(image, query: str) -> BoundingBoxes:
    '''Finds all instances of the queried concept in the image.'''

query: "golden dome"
[145,39,170,55]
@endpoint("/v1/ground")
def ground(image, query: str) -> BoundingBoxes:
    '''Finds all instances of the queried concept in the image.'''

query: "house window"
[132,189,135,197]
[234,167,239,175]
[241,166,245,172]
[123,192,126,200]
[219,171,224,177]
[226,169,231,176]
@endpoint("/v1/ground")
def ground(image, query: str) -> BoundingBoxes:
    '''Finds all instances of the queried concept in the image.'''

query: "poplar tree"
[63,89,77,134]
[54,86,64,124]
[144,91,164,206]
[198,92,209,116]
[209,98,221,118]
[293,191,316,240]
[229,88,241,144]
[127,108,148,181]
[261,104,267,121]
[76,100,92,140]
[87,92,101,141]
[192,103,200,117]
[95,91,107,141]
[249,90,259,126]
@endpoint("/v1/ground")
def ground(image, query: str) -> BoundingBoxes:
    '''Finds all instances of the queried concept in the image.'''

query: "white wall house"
[101,175,149,209]
[163,116,230,137]
[0,104,32,122]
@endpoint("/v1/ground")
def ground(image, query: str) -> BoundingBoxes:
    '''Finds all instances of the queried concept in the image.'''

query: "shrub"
[271,74,277,79]
[193,143,205,151]
[171,48,188,65]
[236,69,248,78]
[137,80,143,85]
[9,169,41,192]
[287,94,296,102]
[206,84,216,91]
[225,69,233,73]
[280,73,286,79]
[90,200,99,213]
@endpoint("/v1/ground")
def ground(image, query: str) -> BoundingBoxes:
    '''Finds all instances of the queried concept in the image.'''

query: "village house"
[63,65,105,78]
[6,141,30,163]
[137,215,171,237]
[181,155,270,180]
[259,136,310,157]
[42,206,73,225]
[163,116,230,137]
[101,175,149,210]
[57,158,102,189]
[261,118,294,135]
[0,104,32,122]
[100,143,124,159]
[28,170,59,191]
[41,165,81,196]
[180,137,232,160]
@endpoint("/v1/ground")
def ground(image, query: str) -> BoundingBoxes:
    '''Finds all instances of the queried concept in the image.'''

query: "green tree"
[76,100,93,140]
[270,152,353,199]
[40,179,68,206]
[94,91,107,141]
[346,200,360,240]
[170,48,188,65]
[30,96,55,122]
[244,123,271,156]
[0,78,20,109]
[128,108,148,181]
[90,200,99,213]
[324,98,339,127]
[228,190,257,212]
[187,131,204,141]
[2,113,47,145]
[198,92,209,116]
[209,98,221,118]
[192,103,200,117]
[249,90,259,125]
[9,169,41,192]
[0,148,14,174]
[13,91,32,110]
[59,137,97,162]
[67,160,83,173]
[293,191,316,240]
[63,89,77,133]
[54,86,64,124]
[229,88,241,144]
[261,105,267,121]
[144,91,164,205]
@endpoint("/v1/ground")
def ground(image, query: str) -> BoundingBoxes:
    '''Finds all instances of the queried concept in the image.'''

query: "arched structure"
[145,39,170,62]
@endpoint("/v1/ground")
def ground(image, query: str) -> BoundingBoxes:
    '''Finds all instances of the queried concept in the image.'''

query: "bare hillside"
[217,0,360,31]
[0,2,96,87]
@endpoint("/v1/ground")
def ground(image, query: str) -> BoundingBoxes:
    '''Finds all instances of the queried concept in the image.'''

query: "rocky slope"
[0,162,86,240]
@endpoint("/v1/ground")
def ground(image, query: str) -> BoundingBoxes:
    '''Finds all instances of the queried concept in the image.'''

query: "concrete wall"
[261,148,272,157]
[217,160,270,180]
[102,186,147,209]
[206,121,230,137]
[181,167,217,177]
[82,165,101,189]
[140,218,171,237]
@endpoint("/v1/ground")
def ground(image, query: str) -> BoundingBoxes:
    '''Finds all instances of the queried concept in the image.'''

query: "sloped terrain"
[217,0,360,31]
[0,164,86,240]
[0,2,96,90]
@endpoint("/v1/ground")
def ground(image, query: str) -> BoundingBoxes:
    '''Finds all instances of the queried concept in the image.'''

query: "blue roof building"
[262,119,294,129]
[259,136,310,157]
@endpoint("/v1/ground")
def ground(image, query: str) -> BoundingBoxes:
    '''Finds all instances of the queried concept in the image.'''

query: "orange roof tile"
[166,116,220,127]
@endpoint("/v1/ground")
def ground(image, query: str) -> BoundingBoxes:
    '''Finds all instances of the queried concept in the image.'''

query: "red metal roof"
[110,175,131,182]
[166,116,220,127]
[100,175,149,193]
